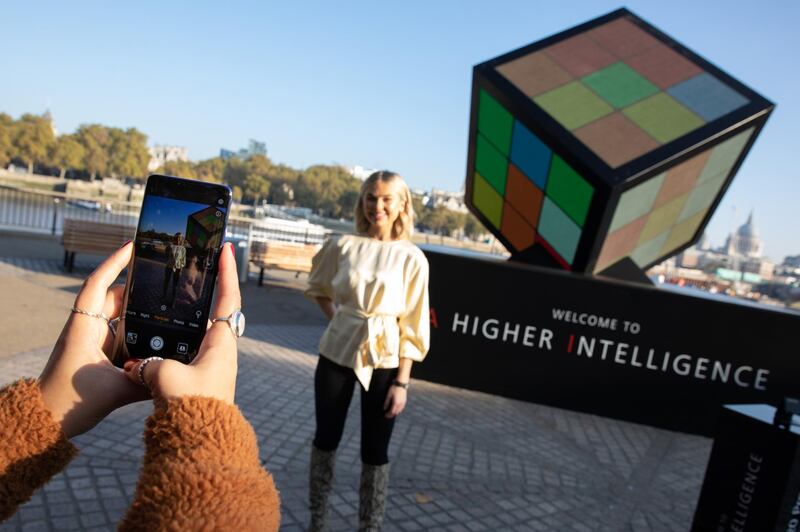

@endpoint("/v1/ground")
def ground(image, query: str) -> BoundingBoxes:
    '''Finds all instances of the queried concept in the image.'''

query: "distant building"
[220,139,267,160]
[148,145,189,172]
[674,211,774,282]
[723,211,764,258]
[782,255,800,269]
[426,188,468,213]
[348,165,379,180]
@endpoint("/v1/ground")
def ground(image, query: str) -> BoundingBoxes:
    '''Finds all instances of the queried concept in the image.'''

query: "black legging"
[313,355,398,465]
[162,267,180,302]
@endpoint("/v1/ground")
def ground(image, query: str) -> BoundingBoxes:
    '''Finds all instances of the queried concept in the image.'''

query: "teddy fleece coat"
[0,379,280,530]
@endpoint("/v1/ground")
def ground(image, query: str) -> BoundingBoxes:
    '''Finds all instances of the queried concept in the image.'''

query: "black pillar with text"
[691,405,800,531]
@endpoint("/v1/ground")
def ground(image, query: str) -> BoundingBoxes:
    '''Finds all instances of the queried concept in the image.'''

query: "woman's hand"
[123,243,240,404]
[39,241,149,439]
[383,385,407,418]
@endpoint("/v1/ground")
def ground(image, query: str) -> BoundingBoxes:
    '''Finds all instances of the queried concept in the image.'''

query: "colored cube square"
[545,155,594,226]
[497,52,572,99]
[510,122,551,189]
[472,173,504,229]
[582,62,659,109]
[478,90,514,155]
[622,93,704,144]
[538,197,582,265]
[501,202,537,252]
[534,81,613,130]
[574,112,658,168]
[668,73,749,122]
[505,164,544,227]
[475,134,508,195]
[466,9,772,273]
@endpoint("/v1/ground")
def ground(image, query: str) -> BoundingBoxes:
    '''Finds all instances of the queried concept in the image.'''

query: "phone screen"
[113,175,232,366]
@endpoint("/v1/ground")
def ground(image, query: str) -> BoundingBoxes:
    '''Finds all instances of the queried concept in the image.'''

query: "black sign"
[417,249,800,435]
[692,405,800,531]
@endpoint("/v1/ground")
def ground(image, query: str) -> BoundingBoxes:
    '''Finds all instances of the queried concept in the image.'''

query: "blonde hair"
[354,170,414,240]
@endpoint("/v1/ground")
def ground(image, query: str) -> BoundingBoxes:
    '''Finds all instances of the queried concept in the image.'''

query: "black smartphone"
[110,174,232,367]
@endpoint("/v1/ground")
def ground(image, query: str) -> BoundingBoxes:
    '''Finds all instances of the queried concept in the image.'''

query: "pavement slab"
[0,235,712,531]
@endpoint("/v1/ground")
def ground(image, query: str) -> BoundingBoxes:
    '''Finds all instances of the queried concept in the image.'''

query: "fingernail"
[122,240,132,248]
[229,242,236,258]
[123,359,138,371]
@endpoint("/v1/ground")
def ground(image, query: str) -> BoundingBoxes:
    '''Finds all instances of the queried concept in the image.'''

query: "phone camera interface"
[124,192,227,361]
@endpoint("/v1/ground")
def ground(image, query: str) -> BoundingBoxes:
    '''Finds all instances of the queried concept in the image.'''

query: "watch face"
[232,310,246,337]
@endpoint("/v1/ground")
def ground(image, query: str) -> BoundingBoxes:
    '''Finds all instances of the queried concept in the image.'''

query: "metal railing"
[1,184,506,258]
[0,184,140,234]
[0,184,329,244]
[249,216,328,245]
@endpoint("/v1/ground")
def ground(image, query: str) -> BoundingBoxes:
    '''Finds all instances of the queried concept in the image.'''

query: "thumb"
[195,242,240,365]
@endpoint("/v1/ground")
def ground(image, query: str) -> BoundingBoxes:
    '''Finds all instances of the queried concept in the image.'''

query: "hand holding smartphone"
[111,175,232,367]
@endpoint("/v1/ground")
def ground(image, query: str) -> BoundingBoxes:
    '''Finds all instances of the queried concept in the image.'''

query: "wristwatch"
[211,309,246,338]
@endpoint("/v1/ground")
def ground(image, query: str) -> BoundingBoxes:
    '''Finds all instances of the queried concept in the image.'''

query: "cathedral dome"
[731,211,763,258]
[737,212,759,238]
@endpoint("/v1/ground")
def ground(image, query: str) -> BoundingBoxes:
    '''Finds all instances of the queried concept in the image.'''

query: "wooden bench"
[250,240,320,285]
[62,218,136,271]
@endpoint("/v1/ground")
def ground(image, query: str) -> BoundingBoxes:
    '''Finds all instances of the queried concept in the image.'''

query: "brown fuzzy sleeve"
[120,396,281,531]
[0,379,78,522]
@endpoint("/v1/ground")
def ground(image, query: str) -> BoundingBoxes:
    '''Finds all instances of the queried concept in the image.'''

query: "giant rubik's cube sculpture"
[467,9,773,274]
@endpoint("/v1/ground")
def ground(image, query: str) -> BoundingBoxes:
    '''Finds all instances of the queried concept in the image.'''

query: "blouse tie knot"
[338,305,399,390]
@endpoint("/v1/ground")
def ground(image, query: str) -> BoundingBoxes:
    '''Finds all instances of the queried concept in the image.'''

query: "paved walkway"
[0,234,712,531]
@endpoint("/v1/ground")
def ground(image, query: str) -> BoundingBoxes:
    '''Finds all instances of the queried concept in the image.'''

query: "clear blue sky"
[2,1,797,260]
[139,196,210,237]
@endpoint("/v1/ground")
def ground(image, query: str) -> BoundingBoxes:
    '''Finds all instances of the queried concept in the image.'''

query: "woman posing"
[306,171,430,531]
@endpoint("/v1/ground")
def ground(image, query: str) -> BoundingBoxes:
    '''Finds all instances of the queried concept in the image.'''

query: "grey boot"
[358,462,390,532]
[309,445,336,532]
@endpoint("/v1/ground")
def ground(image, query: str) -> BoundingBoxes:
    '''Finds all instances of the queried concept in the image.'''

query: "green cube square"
[545,155,594,226]
[475,134,508,195]
[478,90,514,156]
[582,62,659,108]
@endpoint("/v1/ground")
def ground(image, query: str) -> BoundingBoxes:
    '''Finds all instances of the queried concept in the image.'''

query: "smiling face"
[362,179,405,235]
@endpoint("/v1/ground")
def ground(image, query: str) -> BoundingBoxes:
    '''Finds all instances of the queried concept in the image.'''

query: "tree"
[242,172,271,204]
[339,188,361,219]
[50,134,86,178]
[410,194,427,228]
[463,212,484,240]
[234,154,274,203]
[157,160,197,179]
[420,206,464,236]
[268,163,300,184]
[194,157,226,182]
[75,124,111,179]
[108,127,149,179]
[268,181,295,205]
[231,185,243,202]
[245,154,272,177]
[13,114,54,173]
[0,113,13,168]
[222,158,247,191]
[295,165,361,218]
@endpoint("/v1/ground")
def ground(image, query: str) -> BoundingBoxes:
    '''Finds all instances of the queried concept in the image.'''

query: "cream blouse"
[305,234,430,390]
